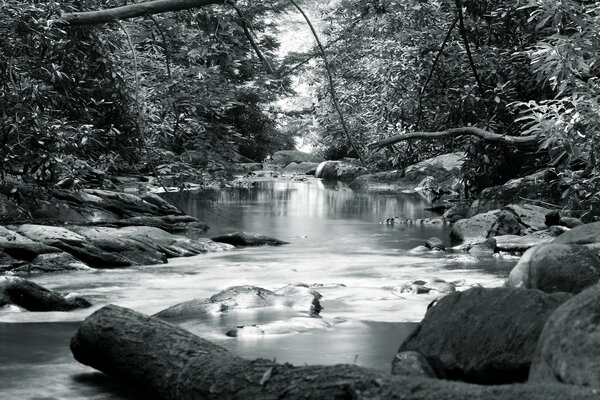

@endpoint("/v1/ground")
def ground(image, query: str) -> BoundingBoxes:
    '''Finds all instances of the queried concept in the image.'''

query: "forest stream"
[0,177,517,399]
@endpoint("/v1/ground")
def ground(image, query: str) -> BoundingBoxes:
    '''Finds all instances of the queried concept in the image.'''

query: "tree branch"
[288,0,368,169]
[455,0,484,94]
[225,0,275,75]
[416,16,458,128]
[61,0,224,25]
[368,127,539,150]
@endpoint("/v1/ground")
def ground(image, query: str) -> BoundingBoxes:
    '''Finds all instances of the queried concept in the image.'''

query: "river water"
[0,177,516,399]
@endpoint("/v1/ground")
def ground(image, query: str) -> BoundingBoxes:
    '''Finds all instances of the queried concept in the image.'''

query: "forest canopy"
[1,0,599,213]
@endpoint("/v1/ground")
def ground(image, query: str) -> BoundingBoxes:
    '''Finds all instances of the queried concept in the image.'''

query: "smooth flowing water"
[0,177,517,399]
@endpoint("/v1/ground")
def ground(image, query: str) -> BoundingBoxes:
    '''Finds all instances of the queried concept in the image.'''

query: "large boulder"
[450,210,499,242]
[553,221,600,245]
[315,161,368,182]
[397,287,572,384]
[505,244,600,294]
[272,150,324,166]
[468,170,560,216]
[0,226,61,261]
[451,204,551,244]
[0,276,91,311]
[283,162,320,174]
[154,284,322,319]
[391,351,436,377]
[211,231,289,247]
[350,152,464,193]
[529,284,600,387]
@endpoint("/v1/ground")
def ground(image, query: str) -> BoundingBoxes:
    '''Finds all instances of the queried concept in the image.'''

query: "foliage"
[0,0,138,184]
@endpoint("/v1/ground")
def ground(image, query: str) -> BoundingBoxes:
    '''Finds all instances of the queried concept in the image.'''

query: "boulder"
[391,351,436,378]
[315,161,368,182]
[505,244,600,294]
[505,204,551,231]
[211,232,289,247]
[113,215,209,234]
[396,279,457,295]
[397,287,572,384]
[272,150,324,166]
[450,210,499,242]
[489,210,521,236]
[553,221,600,245]
[0,276,91,311]
[425,237,445,251]
[350,153,464,193]
[154,284,322,319]
[283,162,320,174]
[468,170,559,216]
[529,284,600,387]
[442,200,472,222]
[559,216,583,228]
[0,226,61,261]
[494,233,554,253]
[468,237,497,257]
[25,252,91,273]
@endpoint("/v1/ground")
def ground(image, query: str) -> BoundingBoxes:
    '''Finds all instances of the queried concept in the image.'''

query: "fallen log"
[71,305,599,399]
[368,127,539,151]
[60,0,223,25]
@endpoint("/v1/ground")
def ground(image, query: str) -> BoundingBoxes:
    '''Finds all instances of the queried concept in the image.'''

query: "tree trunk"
[60,0,224,25]
[70,305,598,399]
[368,127,539,151]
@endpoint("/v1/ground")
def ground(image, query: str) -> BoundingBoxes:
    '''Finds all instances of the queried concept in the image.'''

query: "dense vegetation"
[1,0,599,215]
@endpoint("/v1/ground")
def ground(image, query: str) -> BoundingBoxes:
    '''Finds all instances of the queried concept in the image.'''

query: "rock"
[494,232,555,253]
[559,216,584,229]
[397,287,572,384]
[25,252,91,273]
[113,215,209,234]
[350,153,464,193]
[225,317,337,337]
[529,284,600,387]
[489,210,521,236]
[0,226,61,261]
[443,201,472,221]
[0,276,91,311]
[154,284,322,319]
[391,351,436,378]
[211,232,289,247]
[272,150,324,166]
[468,169,559,216]
[425,237,445,251]
[71,305,600,400]
[382,217,448,225]
[283,162,320,174]
[450,210,499,242]
[397,279,456,295]
[553,221,600,245]
[505,244,600,294]
[414,176,442,199]
[315,161,368,182]
[16,224,132,268]
[505,204,551,231]
[545,210,561,227]
[468,237,497,257]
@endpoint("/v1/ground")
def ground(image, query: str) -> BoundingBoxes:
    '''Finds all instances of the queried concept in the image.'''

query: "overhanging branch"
[368,127,539,150]
[60,0,224,25]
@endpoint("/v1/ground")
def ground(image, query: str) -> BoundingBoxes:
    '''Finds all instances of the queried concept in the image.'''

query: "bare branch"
[368,127,539,150]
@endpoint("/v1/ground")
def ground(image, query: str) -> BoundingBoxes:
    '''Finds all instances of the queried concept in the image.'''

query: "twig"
[288,0,368,169]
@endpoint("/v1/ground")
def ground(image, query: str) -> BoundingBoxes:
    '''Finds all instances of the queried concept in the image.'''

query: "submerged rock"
[154,284,322,320]
[0,276,91,311]
[211,232,289,247]
[225,316,339,337]
[505,244,600,294]
[425,237,445,251]
[529,284,600,387]
[397,287,572,384]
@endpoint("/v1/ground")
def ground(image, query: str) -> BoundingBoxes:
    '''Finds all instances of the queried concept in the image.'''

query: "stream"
[0,177,517,399]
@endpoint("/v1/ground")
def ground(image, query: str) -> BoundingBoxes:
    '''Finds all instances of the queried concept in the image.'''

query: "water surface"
[0,177,516,399]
